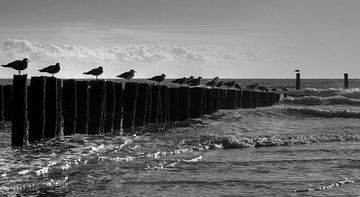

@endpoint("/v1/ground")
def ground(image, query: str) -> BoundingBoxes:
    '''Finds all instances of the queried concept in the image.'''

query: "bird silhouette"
[246,83,258,90]
[234,83,241,90]
[257,86,269,92]
[271,88,277,92]
[148,74,166,84]
[1,58,30,75]
[295,69,300,72]
[39,63,60,77]
[187,76,202,86]
[117,69,136,81]
[223,81,236,88]
[205,77,219,86]
[83,66,103,80]
[215,81,223,87]
[172,77,187,85]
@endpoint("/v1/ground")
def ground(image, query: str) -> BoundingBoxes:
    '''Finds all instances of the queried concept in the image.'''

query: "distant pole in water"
[344,73,349,89]
[296,72,300,90]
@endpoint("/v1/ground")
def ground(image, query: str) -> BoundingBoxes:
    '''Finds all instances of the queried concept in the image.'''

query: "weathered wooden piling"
[28,77,46,142]
[344,73,349,89]
[56,79,63,136]
[296,73,300,90]
[159,85,168,123]
[0,85,3,123]
[44,77,59,138]
[241,90,251,108]
[178,86,190,121]
[211,88,220,111]
[145,84,153,124]
[3,85,12,121]
[104,81,115,133]
[252,91,259,108]
[134,83,149,127]
[150,85,161,123]
[88,80,106,134]
[62,79,77,135]
[11,75,28,146]
[236,90,241,108]
[168,87,179,122]
[113,83,123,130]
[189,87,203,118]
[225,89,237,109]
[76,81,89,134]
[268,92,275,106]
[205,88,212,114]
[123,82,138,130]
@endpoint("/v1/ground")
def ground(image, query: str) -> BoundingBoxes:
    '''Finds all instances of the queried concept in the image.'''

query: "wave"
[282,106,360,118]
[281,95,360,106]
[284,87,360,99]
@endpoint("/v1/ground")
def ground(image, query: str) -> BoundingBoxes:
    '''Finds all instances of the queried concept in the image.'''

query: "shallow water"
[1,79,360,196]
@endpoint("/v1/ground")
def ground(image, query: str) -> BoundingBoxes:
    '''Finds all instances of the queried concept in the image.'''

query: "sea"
[0,78,360,197]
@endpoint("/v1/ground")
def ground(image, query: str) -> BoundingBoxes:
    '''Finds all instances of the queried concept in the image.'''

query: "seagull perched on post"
[38,63,60,77]
[223,81,236,88]
[83,66,103,80]
[1,58,30,75]
[117,69,136,81]
[246,83,258,90]
[148,74,166,84]
[215,81,223,87]
[205,76,219,87]
[172,77,187,85]
[187,76,202,86]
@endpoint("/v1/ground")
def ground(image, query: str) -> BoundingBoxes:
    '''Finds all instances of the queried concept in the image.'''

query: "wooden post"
[44,77,59,138]
[88,80,106,134]
[76,81,89,134]
[205,88,212,114]
[236,90,241,108]
[178,86,190,121]
[241,90,251,108]
[344,73,349,89]
[268,92,275,106]
[11,75,28,146]
[225,89,236,109]
[211,88,220,112]
[3,85,12,121]
[104,81,115,133]
[113,83,123,131]
[296,73,300,90]
[159,85,168,123]
[189,87,203,118]
[150,85,160,123]
[135,83,149,127]
[0,85,3,123]
[145,84,153,124]
[123,82,138,130]
[62,79,77,135]
[56,79,63,136]
[168,87,179,122]
[28,77,46,142]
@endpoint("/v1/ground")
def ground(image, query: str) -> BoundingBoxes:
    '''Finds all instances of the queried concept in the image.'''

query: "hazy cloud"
[2,39,240,64]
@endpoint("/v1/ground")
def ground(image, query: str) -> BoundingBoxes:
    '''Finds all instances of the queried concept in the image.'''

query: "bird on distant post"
[172,77,187,85]
[117,69,136,81]
[234,82,241,90]
[223,81,236,88]
[38,63,60,77]
[1,58,30,75]
[205,76,219,87]
[148,74,166,85]
[295,69,300,72]
[187,76,202,86]
[215,81,223,87]
[83,66,103,80]
[246,83,258,90]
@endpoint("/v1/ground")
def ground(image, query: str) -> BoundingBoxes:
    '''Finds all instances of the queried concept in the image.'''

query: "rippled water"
[1,79,360,196]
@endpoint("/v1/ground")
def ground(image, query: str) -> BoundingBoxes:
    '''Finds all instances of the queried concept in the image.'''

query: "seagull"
[271,88,277,92]
[117,69,136,81]
[234,82,241,90]
[83,66,103,80]
[187,76,202,86]
[223,81,236,88]
[257,86,269,92]
[246,83,258,90]
[172,77,187,85]
[205,77,219,87]
[295,69,300,72]
[1,58,30,75]
[148,74,166,84]
[215,81,223,87]
[38,63,60,77]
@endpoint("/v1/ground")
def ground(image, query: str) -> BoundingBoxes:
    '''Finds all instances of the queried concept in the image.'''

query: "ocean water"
[1,79,360,196]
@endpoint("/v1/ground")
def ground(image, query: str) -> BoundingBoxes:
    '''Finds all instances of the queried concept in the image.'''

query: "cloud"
[1,39,240,64]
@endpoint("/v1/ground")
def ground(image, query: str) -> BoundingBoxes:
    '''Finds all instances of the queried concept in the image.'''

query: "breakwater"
[0,75,281,146]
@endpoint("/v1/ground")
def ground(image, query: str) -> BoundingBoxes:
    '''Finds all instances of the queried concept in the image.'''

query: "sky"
[0,0,359,78]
